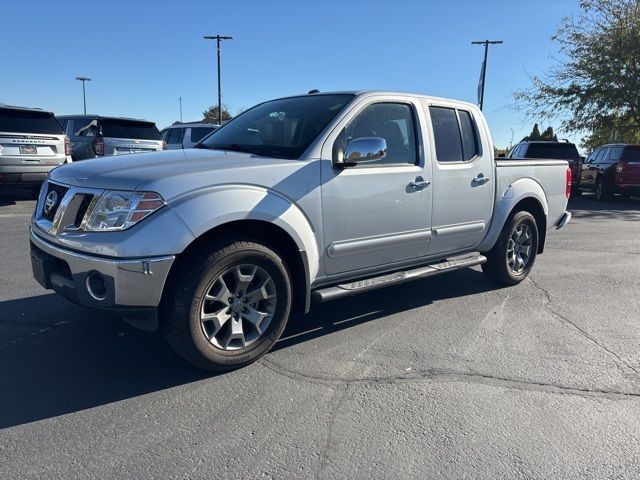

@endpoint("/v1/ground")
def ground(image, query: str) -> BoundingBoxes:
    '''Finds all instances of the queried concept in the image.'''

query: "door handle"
[472,173,490,185]
[409,179,431,189]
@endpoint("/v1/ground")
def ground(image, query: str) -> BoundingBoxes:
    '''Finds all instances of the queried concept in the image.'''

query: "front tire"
[482,211,539,286]
[595,178,610,201]
[162,239,292,371]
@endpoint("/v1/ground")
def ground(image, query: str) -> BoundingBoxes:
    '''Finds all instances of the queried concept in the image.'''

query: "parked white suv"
[161,122,220,150]
[0,105,70,193]
[30,91,572,371]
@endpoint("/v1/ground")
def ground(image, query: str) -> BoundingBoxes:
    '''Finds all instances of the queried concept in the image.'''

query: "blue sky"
[1,0,581,149]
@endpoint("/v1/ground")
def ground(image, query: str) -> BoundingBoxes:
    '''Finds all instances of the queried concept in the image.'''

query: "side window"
[340,102,417,165]
[57,119,68,132]
[160,129,170,141]
[190,127,214,143]
[610,146,624,161]
[74,119,97,137]
[598,148,610,163]
[166,127,185,145]
[458,110,480,160]
[429,106,463,162]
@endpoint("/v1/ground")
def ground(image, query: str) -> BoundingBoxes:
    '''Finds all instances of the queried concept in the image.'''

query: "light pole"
[471,40,503,111]
[203,35,233,125]
[75,76,91,114]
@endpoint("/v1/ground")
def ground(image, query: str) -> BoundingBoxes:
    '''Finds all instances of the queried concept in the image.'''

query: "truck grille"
[74,194,94,227]
[41,182,69,221]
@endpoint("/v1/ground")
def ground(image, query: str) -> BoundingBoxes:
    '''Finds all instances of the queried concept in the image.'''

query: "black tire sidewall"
[184,244,291,369]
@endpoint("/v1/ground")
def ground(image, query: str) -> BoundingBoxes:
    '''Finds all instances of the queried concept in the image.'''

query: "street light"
[203,35,233,125]
[471,40,503,111]
[75,76,91,115]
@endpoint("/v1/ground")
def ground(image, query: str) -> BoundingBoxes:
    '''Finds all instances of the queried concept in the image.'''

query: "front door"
[425,104,494,255]
[320,99,432,276]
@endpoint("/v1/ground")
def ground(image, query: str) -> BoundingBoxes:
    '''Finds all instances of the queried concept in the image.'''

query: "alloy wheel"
[199,264,277,351]
[506,222,534,274]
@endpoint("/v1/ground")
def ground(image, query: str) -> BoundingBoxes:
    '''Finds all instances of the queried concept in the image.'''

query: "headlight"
[83,190,165,232]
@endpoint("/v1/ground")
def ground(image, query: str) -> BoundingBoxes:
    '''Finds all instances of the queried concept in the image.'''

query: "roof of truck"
[282,90,479,109]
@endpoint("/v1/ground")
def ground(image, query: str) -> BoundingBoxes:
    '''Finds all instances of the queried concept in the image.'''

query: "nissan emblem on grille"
[44,190,58,215]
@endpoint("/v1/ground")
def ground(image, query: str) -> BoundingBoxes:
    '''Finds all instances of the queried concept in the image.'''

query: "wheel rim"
[199,264,277,351]
[506,222,534,275]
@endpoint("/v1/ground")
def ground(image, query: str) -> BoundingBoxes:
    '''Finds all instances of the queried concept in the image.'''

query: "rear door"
[620,146,640,186]
[581,148,603,189]
[100,119,164,155]
[0,109,66,169]
[425,103,494,255]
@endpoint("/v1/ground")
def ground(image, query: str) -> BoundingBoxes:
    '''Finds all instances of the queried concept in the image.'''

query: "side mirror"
[340,137,387,166]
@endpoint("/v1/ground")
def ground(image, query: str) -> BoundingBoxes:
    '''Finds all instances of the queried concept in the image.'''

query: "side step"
[312,253,486,302]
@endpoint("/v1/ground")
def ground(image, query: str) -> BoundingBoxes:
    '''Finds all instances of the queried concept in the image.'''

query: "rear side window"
[101,120,162,140]
[609,146,624,161]
[190,127,215,143]
[57,118,69,132]
[166,128,184,145]
[429,107,463,162]
[622,146,640,161]
[0,109,63,135]
[73,118,97,137]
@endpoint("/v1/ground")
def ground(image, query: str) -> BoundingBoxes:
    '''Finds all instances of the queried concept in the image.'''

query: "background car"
[579,143,640,201]
[160,122,220,150]
[0,104,70,194]
[57,115,164,161]
[508,140,582,194]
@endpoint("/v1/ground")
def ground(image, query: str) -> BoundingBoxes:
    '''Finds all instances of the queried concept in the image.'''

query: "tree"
[540,126,558,141]
[202,104,233,123]
[514,0,640,147]
[521,123,559,141]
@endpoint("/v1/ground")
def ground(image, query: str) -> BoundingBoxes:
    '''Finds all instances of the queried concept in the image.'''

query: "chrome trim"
[327,229,431,258]
[34,180,104,236]
[433,222,486,237]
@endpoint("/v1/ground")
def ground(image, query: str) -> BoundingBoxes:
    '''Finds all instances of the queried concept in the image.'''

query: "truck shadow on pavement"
[0,268,496,428]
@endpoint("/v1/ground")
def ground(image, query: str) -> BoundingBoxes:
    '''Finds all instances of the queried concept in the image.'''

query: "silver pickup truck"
[29,91,571,371]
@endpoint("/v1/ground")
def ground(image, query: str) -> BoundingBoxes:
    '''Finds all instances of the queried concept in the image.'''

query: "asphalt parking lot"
[1,189,639,479]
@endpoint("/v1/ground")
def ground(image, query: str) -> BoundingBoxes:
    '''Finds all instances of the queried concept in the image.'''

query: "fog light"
[86,272,107,300]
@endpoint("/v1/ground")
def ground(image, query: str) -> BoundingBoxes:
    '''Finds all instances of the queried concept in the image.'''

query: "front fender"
[170,184,320,281]
[477,177,548,252]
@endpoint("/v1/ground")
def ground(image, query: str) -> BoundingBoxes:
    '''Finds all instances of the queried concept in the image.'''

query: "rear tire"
[595,178,610,201]
[482,211,539,286]
[161,238,292,371]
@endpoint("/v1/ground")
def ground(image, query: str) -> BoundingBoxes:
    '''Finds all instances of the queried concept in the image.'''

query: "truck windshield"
[201,94,354,159]
[525,143,580,161]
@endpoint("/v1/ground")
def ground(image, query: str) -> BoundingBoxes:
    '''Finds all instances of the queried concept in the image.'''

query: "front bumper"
[556,211,572,229]
[30,227,175,311]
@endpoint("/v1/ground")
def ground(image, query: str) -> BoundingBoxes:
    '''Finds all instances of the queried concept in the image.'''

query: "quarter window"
[339,102,418,166]
[166,127,185,145]
[190,127,215,143]
[458,110,479,160]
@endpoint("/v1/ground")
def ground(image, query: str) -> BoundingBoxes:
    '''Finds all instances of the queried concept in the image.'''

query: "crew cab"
[57,115,164,161]
[29,91,571,371]
[0,105,70,193]
[579,143,640,200]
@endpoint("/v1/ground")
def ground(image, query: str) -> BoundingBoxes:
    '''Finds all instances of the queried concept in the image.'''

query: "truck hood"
[49,149,302,199]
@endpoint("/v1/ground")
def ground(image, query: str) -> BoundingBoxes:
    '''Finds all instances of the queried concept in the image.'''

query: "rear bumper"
[30,227,175,311]
[0,172,48,186]
[556,211,571,229]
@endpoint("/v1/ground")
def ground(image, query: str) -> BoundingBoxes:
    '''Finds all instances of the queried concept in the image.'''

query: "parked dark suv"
[508,140,581,194]
[579,143,640,201]
[57,115,164,161]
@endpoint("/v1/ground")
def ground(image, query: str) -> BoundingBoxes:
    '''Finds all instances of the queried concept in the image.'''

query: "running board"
[312,254,486,302]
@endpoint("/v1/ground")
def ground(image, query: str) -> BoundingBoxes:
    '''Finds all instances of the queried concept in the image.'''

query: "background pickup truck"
[29,91,572,371]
